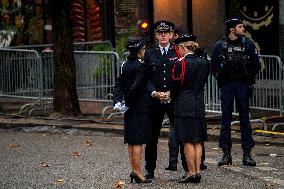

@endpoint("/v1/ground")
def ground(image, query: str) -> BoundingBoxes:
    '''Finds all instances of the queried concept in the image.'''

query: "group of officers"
[113,16,260,184]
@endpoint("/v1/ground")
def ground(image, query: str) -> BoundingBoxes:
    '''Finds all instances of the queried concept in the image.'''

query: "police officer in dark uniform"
[211,16,259,166]
[113,37,152,183]
[144,20,187,179]
[172,33,209,183]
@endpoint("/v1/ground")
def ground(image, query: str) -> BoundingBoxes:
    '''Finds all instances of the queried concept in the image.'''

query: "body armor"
[218,37,255,82]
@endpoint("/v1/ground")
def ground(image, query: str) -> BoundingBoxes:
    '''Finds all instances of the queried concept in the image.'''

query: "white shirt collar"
[159,43,170,54]
[178,52,194,61]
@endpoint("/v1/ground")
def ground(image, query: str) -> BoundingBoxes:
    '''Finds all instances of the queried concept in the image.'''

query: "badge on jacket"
[169,57,178,61]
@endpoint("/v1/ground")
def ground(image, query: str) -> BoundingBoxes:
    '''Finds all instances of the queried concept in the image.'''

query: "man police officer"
[211,16,259,166]
[144,20,187,179]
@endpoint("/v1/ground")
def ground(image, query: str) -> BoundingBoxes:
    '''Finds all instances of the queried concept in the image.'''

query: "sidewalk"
[0,114,283,146]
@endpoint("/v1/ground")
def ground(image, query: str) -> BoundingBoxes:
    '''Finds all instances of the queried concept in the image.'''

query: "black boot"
[218,150,232,166]
[243,151,256,166]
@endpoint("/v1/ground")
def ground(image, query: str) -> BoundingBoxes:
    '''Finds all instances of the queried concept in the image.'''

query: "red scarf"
[172,45,186,84]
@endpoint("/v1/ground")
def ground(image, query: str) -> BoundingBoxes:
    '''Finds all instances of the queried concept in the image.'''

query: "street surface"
[0,128,283,189]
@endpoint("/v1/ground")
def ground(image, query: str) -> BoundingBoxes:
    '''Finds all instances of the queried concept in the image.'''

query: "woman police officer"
[172,33,209,183]
[113,37,152,183]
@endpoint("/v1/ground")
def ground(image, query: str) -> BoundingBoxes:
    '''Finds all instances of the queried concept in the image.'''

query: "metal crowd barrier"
[252,55,283,114]
[9,41,114,53]
[204,55,284,117]
[0,48,42,98]
[0,48,120,113]
[0,47,283,121]
[40,50,120,110]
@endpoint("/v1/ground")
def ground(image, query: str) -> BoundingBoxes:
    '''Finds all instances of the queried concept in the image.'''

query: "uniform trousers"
[219,80,255,151]
[145,102,174,172]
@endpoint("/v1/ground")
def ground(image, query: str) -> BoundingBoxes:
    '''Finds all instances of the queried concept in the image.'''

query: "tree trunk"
[49,0,81,116]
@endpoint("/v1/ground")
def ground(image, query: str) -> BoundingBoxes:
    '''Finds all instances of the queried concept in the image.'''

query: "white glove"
[113,102,122,111]
[120,104,129,113]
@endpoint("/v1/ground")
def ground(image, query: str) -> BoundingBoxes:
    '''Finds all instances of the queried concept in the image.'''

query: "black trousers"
[145,102,175,172]
[145,101,206,172]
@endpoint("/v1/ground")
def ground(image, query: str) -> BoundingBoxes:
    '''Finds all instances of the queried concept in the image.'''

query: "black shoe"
[200,162,207,170]
[145,171,154,179]
[177,174,198,183]
[243,151,256,166]
[218,150,232,166]
[165,165,177,171]
[130,172,152,183]
[196,173,201,183]
[182,171,188,179]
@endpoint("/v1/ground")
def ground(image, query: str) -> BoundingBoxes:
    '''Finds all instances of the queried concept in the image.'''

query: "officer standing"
[211,16,259,166]
[172,33,209,183]
[113,37,152,183]
[144,20,186,179]
[173,28,208,172]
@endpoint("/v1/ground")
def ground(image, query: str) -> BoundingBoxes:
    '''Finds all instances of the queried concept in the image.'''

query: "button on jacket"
[145,44,179,93]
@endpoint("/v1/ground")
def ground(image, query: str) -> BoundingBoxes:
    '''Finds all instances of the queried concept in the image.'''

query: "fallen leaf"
[113,181,125,188]
[55,179,64,184]
[9,144,20,148]
[40,162,50,167]
[73,152,81,157]
[86,140,92,146]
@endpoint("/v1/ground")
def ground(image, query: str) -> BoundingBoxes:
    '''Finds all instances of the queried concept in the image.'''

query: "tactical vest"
[219,37,255,81]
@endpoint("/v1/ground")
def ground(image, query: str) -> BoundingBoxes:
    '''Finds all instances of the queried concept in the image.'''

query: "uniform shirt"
[144,43,179,93]
[159,43,170,55]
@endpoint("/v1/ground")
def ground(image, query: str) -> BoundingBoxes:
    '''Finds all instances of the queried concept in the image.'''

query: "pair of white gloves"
[113,102,129,113]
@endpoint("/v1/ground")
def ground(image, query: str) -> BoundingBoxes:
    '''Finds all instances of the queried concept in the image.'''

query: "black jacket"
[211,36,259,86]
[172,53,209,118]
[144,44,179,93]
[113,58,150,114]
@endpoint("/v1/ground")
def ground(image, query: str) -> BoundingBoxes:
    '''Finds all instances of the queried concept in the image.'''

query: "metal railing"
[0,48,42,98]
[40,50,120,110]
[0,48,120,113]
[0,47,283,122]
[204,55,284,116]
[252,55,283,114]
[9,41,114,53]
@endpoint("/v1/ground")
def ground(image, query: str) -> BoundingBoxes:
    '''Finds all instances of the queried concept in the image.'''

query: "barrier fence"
[0,47,283,118]
[0,48,120,112]
[40,50,120,110]
[9,41,114,53]
[0,48,42,98]
[204,55,284,116]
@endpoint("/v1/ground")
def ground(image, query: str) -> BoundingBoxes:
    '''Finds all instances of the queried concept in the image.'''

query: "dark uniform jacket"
[172,53,210,118]
[113,58,150,114]
[211,36,259,86]
[144,44,179,94]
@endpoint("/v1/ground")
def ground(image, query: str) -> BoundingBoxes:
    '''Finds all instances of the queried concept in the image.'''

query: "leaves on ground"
[86,140,92,146]
[72,151,81,157]
[113,181,125,188]
[9,144,20,148]
[55,179,64,184]
[40,162,50,167]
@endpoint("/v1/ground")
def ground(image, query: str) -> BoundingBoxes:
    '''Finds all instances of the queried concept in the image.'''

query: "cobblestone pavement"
[0,128,283,189]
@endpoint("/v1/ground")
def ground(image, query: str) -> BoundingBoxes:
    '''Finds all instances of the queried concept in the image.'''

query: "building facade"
[1,0,283,59]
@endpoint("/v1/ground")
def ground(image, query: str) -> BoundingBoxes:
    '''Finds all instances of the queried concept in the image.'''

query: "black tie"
[163,47,167,56]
